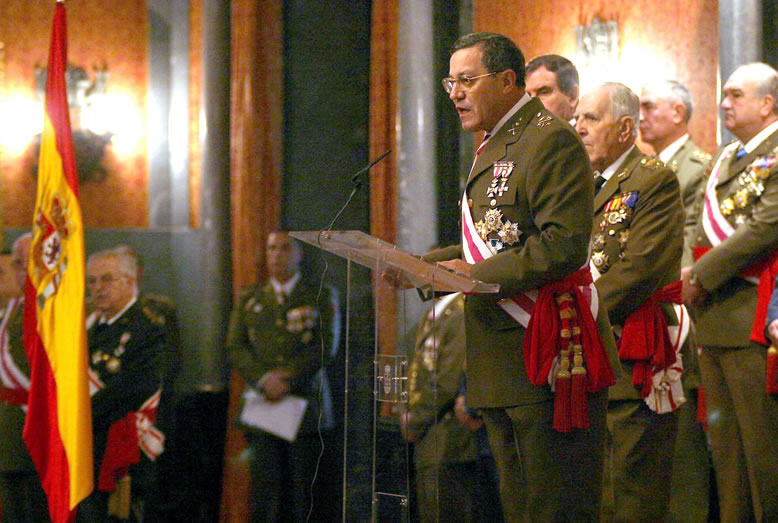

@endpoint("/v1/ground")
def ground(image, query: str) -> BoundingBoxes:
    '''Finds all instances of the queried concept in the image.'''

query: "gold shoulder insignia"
[536,113,553,128]
[639,156,665,170]
[142,306,166,326]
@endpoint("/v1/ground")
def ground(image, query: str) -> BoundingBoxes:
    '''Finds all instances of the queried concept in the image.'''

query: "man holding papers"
[227,231,339,522]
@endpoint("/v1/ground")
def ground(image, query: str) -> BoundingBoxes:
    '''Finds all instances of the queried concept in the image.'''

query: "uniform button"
[609,229,616,236]
[468,199,473,207]
[490,199,497,206]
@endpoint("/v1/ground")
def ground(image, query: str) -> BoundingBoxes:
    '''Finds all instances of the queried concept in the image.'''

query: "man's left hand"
[682,266,707,308]
[768,319,778,346]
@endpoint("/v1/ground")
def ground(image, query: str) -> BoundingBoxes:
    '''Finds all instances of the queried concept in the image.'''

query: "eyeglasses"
[86,273,127,287]
[442,72,499,94]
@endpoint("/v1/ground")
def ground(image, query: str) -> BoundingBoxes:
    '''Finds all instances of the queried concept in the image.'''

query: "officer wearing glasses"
[421,32,620,522]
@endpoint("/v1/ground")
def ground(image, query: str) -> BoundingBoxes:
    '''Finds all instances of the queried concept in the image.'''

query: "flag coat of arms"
[23,2,94,521]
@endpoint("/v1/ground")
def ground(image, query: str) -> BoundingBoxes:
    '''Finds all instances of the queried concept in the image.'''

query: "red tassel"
[767,346,778,394]
[696,386,708,430]
[553,348,572,433]
[554,374,572,433]
[571,370,589,429]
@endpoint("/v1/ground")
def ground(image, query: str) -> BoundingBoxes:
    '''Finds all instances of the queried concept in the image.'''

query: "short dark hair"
[451,32,526,87]
[526,54,579,97]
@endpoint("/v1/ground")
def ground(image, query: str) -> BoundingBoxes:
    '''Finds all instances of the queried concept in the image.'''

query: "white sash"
[89,368,164,460]
[701,142,739,247]
[0,297,30,394]
[461,193,598,326]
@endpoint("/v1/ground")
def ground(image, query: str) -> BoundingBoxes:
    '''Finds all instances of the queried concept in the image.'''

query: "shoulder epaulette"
[534,111,553,128]
[639,156,665,171]
[142,306,166,326]
[692,149,712,162]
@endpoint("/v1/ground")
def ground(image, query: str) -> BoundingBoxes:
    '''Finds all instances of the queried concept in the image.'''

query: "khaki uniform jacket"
[0,299,35,473]
[407,294,478,467]
[692,128,778,347]
[591,147,685,400]
[425,97,620,408]
[227,279,339,434]
[668,139,711,267]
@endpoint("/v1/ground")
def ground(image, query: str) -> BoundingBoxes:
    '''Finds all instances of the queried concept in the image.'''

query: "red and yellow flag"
[23,3,93,521]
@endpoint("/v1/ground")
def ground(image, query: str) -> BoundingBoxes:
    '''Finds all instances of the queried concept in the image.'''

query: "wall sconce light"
[575,17,620,92]
[31,62,114,183]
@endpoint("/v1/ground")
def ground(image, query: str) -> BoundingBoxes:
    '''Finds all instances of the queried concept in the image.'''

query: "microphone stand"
[322,149,392,233]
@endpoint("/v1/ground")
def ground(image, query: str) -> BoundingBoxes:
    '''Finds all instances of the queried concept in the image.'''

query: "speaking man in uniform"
[418,32,620,521]
[227,231,339,522]
[639,78,711,522]
[575,82,686,522]
[525,54,580,124]
[683,62,778,523]
[79,247,167,521]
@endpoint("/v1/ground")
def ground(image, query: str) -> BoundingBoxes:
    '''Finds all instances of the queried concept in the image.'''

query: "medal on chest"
[92,331,131,374]
[486,162,514,199]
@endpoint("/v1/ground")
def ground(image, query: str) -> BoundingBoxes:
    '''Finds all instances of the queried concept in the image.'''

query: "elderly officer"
[683,62,778,522]
[419,32,620,522]
[228,231,339,522]
[0,234,49,522]
[78,247,167,521]
[575,82,685,522]
[525,54,580,124]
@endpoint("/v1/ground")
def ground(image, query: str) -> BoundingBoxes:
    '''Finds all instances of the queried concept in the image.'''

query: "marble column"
[396,0,437,341]
[719,0,762,143]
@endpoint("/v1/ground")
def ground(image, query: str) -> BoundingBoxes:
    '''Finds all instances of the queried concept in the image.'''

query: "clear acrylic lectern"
[290,230,498,521]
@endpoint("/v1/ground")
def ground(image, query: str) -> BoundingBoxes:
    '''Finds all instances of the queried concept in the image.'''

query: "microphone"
[350,149,391,189]
[323,150,392,231]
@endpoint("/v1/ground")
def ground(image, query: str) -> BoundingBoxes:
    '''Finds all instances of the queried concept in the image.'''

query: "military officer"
[78,247,167,522]
[638,79,711,522]
[525,54,580,124]
[419,32,621,522]
[227,231,339,522]
[400,292,483,522]
[575,82,685,522]
[683,62,778,523]
[0,234,50,522]
[640,79,712,266]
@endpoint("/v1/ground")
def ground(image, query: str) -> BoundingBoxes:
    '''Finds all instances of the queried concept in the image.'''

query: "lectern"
[290,230,498,521]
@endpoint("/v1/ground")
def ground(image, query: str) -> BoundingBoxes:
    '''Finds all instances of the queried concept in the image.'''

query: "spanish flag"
[23,2,94,521]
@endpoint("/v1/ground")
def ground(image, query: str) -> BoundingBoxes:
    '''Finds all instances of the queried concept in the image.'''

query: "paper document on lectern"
[240,388,308,442]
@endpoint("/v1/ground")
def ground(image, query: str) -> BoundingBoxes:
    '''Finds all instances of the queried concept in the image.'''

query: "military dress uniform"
[78,300,167,522]
[0,298,50,523]
[406,293,482,522]
[590,146,685,522]
[664,138,712,268]
[689,125,778,522]
[227,276,338,523]
[662,138,711,523]
[425,95,621,522]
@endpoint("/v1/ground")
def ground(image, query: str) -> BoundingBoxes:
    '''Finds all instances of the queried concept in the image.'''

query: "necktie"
[735,144,747,159]
[468,134,491,177]
[594,174,606,195]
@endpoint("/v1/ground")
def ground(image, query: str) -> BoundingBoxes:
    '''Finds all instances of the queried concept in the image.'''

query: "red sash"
[90,370,164,492]
[523,267,616,432]
[618,281,682,397]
